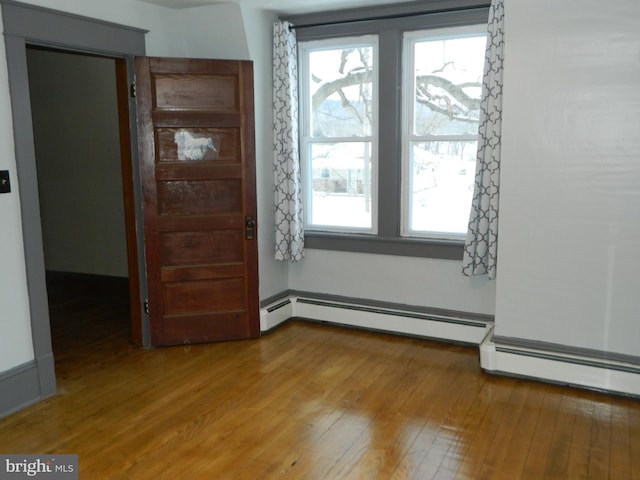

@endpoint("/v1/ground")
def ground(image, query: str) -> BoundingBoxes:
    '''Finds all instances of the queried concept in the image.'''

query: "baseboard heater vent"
[296,297,488,328]
[260,296,293,333]
[480,331,640,397]
[495,346,640,376]
[266,299,291,313]
[261,293,492,345]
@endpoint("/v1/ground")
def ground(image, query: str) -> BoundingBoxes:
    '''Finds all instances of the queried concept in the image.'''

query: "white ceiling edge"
[135,0,411,15]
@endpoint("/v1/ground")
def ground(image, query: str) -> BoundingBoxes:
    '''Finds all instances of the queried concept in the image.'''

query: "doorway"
[26,46,138,352]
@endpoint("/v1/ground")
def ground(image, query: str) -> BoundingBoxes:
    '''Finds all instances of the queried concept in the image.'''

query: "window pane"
[408,141,477,235]
[412,35,486,136]
[308,142,373,229]
[308,46,374,137]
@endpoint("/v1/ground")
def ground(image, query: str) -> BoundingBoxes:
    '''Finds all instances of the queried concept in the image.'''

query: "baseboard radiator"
[480,329,640,397]
[260,292,492,345]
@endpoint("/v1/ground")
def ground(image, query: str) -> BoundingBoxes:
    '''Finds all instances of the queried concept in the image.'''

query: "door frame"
[1,0,148,411]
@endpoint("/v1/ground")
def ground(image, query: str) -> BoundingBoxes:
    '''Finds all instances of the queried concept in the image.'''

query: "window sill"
[304,232,464,260]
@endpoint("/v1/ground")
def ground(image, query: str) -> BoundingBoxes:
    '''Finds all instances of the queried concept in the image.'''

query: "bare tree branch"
[416,74,481,112]
[311,69,481,123]
[312,70,371,111]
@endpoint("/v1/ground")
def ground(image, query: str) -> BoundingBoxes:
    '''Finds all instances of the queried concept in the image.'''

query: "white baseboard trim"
[260,294,491,345]
[480,329,640,397]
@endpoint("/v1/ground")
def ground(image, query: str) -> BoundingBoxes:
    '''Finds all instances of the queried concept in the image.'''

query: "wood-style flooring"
[0,279,638,479]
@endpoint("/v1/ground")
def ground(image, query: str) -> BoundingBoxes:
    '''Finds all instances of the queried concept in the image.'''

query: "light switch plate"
[0,170,11,193]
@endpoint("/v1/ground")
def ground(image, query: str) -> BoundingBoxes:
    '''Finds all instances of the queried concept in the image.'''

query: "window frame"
[299,35,380,235]
[401,25,488,241]
[289,2,490,260]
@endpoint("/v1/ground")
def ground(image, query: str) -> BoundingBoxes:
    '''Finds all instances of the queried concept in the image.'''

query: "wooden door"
[135,57,259,346]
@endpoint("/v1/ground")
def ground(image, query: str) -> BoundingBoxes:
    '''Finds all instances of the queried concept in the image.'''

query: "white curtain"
[273,20,304,261]
[462,0,505,279]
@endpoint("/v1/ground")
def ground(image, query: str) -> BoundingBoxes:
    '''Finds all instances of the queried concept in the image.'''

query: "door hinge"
[144,299,149,314]
[130,82,136,98]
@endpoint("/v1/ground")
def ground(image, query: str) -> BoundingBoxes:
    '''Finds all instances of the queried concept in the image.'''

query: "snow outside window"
[402,26,487,240]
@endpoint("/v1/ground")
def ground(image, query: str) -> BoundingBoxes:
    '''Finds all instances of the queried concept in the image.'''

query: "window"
[293,4,489,259]
[402,27,487,239]
[299,36,378,233]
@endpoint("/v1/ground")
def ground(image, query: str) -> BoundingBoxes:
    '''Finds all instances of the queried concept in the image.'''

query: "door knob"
[245,216,256,240]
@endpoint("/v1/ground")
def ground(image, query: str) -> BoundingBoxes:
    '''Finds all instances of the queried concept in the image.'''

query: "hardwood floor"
[1,281,639,479]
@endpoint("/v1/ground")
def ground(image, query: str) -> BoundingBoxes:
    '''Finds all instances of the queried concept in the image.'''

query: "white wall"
[174,4,249,59]
[289,250,496,314]
[496,0,640,356]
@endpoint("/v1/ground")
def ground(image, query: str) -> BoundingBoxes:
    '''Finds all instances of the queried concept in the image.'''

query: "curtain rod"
[288,4,490,30]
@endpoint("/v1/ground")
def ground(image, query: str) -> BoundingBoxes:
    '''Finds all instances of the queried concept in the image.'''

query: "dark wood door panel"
[154,165,243,181]
[160,230,243,266]
[157,179,243,216]
[161,264,246,283]
[156,312,253,345]
[148,57,242,73]
[153,112,241,128]
[163,278,245,315]
[158,214,243,232]
[153,74,238,111]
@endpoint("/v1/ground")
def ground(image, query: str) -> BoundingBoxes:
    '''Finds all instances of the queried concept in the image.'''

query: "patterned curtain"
[273,20,304,261]
[462,0,505,279]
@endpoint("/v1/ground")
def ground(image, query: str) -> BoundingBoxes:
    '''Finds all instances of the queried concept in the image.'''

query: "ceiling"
[136,0,410,15]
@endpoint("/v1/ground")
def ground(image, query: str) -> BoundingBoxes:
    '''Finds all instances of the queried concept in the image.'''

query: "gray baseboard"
[0,355,56,420]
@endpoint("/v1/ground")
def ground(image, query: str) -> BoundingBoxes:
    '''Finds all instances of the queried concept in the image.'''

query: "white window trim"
[401,25,487,241]
[299,35,379,235]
